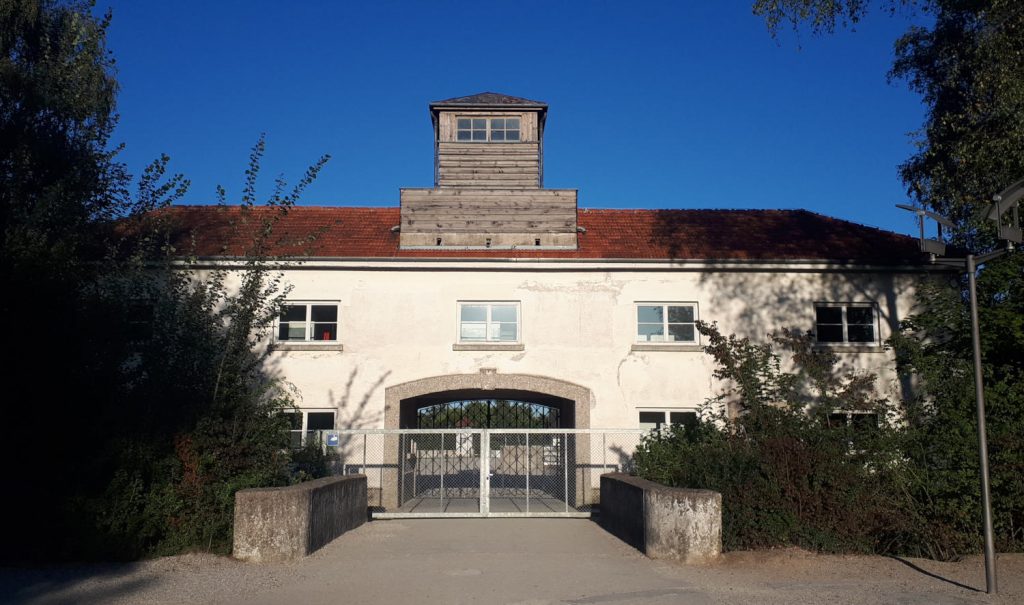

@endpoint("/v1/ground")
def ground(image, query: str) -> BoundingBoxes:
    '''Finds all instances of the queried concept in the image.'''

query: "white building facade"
[176,93,929,439]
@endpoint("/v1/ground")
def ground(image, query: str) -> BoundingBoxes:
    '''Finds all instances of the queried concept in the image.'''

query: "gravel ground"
[1,519,1020,605]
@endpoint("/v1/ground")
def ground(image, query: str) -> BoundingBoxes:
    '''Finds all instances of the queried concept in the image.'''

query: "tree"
[1,1,331,561]
[0,0,127,279]
[750,0,1024,556]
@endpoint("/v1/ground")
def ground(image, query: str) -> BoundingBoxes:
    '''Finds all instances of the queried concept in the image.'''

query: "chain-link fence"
[317,429,646,517]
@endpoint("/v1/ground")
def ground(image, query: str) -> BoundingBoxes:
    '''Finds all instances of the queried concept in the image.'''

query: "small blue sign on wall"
[326,431,340,447]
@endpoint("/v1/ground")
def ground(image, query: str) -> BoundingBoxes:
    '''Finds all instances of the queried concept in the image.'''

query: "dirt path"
[1,519,1020,605]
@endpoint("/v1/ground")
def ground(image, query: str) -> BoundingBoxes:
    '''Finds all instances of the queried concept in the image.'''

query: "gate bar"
[525,433,530,514]
[564,431,569,513]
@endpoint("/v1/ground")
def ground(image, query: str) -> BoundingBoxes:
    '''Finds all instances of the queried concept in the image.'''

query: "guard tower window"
[457,117,520,142]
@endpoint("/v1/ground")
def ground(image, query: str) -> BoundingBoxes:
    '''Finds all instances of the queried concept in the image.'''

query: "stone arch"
[384,371,592,429]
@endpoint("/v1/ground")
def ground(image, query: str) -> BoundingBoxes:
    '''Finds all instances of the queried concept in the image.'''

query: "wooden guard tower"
[399,92,578,249]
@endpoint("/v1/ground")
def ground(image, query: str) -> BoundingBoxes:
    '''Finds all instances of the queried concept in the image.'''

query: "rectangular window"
[126,301,154,343]
[827,410,879,448]
[283,409,336,448]
[456,117,520,142]
[459,302,520,343]
[814,303,877,345]
[636,303,698,343]
[277,302,339,342]
[638,410,698,431]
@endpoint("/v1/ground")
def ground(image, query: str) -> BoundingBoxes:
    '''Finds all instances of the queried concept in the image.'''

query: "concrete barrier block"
[233,474,367,563]
[600,473,721,563]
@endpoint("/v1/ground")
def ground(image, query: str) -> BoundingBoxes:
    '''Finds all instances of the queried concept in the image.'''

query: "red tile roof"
[159,205,924,264]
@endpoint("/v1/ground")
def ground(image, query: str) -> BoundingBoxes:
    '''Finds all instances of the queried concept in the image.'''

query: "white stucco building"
[172,93,928,440]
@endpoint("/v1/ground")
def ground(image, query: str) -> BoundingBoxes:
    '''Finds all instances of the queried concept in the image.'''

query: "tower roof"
[430,92,547,110]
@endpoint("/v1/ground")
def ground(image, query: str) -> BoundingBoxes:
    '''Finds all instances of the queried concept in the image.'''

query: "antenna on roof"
[896,203,954,258]
[989,178,1023,249]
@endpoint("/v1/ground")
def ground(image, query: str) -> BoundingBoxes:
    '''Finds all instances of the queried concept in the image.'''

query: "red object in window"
[322,330,330,340]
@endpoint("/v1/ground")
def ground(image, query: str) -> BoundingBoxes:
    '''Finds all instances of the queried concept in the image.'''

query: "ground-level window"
[636,303,698,343]
[277,302,339,342]
[638,409,698,431]
[827,410,879,432]
[827,410,879,447]
[814,303,877,345]
[126,301,155,343]
[458,301,520,343]
[284,409,336,448]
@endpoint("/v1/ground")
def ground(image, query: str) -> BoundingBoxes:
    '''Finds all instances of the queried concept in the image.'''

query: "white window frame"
[283,408,336,447]
[638,409,699,432]
[813,302,879,346]
[827,409,880,430]
[634,302,699,344]
[457,301,521,344]
[275,301,340,344]
[456,116,521,142]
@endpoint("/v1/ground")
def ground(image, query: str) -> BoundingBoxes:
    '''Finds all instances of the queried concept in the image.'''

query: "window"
[827,410,879,448]
[639,410,698,431]
[814,303,877,345]
[125,301,154,343]
[277,302,339,342]
[458,302,520,343]
[636,303,698,343]
[456,117,520,142]
[283,409,336,448]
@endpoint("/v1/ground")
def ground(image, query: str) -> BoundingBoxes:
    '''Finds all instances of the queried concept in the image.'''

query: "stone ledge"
[270,343,344,352]
[813,344,884,354]
[452,343,525,352]
[600,473,721,564]
[630,344,703,352]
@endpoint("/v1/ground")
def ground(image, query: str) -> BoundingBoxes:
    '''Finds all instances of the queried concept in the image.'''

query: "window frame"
[638,409,699,432]
[275,301,341,344]
[827,409,881,450]
[634,302,699,345]
[455,116,522,143]
[457,301,521,344]
[813,302,879,346]
[283,408,336,448]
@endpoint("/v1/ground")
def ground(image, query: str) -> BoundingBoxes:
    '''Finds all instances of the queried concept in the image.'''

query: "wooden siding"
[437,142,540,188]
[400,188,577,233]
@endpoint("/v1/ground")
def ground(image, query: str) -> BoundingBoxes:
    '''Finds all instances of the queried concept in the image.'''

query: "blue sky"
[97,1,929,236]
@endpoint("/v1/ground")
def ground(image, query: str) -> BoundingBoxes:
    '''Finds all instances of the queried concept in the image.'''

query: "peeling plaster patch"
[517,273,625,296]
[510,352,526,362]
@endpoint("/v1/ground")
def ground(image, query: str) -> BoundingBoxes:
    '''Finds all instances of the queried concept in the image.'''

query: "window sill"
[452,343,525,352]
[270,343,344,352]
[631,344,702,352]
[813,344,883,353]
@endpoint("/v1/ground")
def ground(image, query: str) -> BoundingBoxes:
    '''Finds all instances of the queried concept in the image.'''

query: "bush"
[635,322,907,553]
[635,396,907,553]
[636,315,1024,559]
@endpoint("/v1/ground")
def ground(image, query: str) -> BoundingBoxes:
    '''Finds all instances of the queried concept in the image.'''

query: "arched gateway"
[383,371,592,430]
[342,372,644,518]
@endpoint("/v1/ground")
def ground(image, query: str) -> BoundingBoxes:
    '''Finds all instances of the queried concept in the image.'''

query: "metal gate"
[328,429,645,518]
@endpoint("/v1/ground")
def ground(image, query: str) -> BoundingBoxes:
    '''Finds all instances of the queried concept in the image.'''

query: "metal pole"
[440,432,445,513]
[525,432,530,514]
[968,254,998,594]
[602,433,607,473]
[400,433,405,507]
[563,432,569,513]
[481,430,489,515]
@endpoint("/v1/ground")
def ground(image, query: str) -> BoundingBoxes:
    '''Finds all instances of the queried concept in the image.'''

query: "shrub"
[635,322,907,553]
